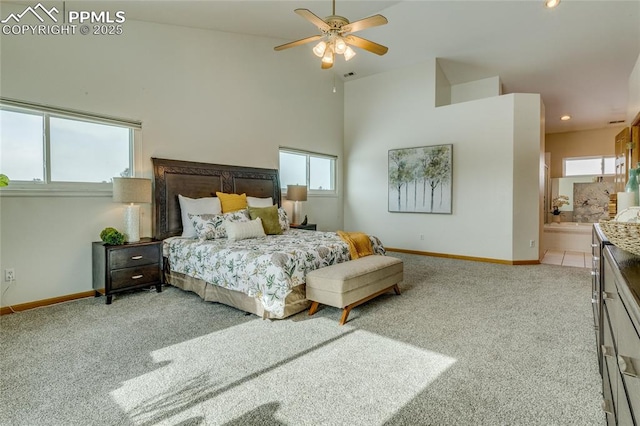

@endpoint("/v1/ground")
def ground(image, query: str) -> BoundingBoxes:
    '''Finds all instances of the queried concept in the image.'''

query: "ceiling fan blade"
[274,34,323,51]
[342,14,387,34]
[344,35,388,56]
[295,8,331,32]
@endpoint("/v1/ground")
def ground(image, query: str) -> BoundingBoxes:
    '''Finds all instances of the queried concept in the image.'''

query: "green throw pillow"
[248,205,282,235]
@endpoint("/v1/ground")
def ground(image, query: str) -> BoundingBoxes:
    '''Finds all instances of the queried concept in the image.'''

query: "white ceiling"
[10,0,640,133]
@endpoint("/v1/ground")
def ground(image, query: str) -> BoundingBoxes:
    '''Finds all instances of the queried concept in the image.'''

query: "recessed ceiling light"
[560,115,571,121]
[545,0,560,8]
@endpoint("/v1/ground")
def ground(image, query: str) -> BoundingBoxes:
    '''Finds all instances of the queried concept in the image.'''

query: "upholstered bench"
[306,255,403,325]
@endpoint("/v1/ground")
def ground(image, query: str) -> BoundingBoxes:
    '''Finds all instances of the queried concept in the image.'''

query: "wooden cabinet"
[600,245,640,425]
[592,224,611,376]
[92,238,163,304]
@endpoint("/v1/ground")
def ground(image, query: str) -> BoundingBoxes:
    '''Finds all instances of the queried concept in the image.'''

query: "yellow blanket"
[337,231,373,260]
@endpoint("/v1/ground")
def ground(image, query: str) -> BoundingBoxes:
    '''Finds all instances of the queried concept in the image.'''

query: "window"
[0,98,140,191]
[279,148,336,193]
[564,156,615,177]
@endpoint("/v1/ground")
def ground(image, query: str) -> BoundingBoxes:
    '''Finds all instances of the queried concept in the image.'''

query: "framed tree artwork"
[388,144,452,214]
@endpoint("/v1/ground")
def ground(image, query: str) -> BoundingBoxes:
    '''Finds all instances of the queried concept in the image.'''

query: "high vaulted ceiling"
[6,0,640,133]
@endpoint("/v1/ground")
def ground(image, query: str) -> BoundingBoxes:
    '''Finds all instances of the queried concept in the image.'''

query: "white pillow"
[246,196,273,208]
[189,210,250,240]
[225,217,266,241]
[178,195,222,238]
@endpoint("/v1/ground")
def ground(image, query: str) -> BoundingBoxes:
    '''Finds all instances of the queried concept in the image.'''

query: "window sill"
[0,185,112,198]
[280,191,338,199]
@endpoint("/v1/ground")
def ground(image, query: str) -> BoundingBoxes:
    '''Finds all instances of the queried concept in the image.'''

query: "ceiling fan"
[274,0,389,69]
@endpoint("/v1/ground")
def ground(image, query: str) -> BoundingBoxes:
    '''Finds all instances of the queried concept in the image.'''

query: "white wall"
[435,60,451,107]
[451,76,502,105]
[629,53,640,124]
[0,14,344,306]
[344,60,542,262]
[434,63,501,107]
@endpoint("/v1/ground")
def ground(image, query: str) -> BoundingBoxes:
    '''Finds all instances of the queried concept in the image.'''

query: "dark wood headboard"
[152,158,282,240]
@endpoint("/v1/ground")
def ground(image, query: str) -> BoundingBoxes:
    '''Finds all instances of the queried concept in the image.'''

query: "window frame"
[563,155,615,177]
[279,147,337,196]
[0,98,142,197]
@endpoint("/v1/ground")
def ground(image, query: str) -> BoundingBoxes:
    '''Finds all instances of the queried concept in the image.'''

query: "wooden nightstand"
[290,224,317,230]
[92,238,163,304]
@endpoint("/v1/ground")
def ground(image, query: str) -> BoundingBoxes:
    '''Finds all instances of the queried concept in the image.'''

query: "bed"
[153,158,384,319]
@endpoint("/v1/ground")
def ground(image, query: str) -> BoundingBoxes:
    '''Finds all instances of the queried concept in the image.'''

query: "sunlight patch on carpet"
[110,317,456,425]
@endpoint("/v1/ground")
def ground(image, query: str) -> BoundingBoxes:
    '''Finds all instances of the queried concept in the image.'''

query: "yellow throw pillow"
[216,192,248,213]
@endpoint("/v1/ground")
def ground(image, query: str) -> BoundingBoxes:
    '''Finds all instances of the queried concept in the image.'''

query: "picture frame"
[388,144,452,214]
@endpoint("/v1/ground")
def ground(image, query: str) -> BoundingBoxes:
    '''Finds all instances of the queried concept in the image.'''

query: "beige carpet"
[0,253,603,425]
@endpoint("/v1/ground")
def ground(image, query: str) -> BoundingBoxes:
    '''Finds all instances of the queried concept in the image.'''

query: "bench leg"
[308,301,320,316]
[339,306,353,326]
[339,283,401,325]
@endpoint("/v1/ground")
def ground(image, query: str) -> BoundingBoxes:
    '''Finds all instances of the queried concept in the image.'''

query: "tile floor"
[541,250,591,268]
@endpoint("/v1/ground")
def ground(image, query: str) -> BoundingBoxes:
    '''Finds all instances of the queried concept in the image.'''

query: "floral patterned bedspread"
[164,230,385,317]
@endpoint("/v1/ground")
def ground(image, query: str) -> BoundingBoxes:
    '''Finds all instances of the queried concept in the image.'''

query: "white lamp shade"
[112,177,152,204]
[344,46,356,61]
[321,46,334,64]
[334,37,347,54]
[313,41,327,57]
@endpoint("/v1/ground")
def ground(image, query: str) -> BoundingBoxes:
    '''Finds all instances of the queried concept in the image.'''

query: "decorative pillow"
[247,196,274,208]
[248,205,282,235]
[189,210,250,240]
[178,195,222,238]
[278,207,290,231]
[225,218,266,242]
[216,192,248,213]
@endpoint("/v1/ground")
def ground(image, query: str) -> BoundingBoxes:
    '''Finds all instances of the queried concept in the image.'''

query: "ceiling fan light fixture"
[544,0,560,8]
[334,37,347,55]
[313,41,327,57]
[322,46,334,64]
[344,46,356,61]
[274,1,388,69]
[560,115,571,121]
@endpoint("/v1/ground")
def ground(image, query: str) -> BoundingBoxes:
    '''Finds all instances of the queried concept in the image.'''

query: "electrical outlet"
[4,268,15,282]
[529,240,535,248]
[420,234,425,240]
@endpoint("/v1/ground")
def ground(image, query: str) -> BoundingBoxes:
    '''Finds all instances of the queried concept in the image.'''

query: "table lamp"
[112,177,152,242]
[287,184,307,225]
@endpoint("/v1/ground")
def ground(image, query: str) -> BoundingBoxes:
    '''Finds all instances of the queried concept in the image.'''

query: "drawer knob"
[601,399,613,414]
[601,345,614,357]
[131,255,143,260]
[618,355,638,378]
[591,243,598,248]
[590,271,597,276]
[592,256,599,261]
[602,291,615,301]
[131,274,144,280]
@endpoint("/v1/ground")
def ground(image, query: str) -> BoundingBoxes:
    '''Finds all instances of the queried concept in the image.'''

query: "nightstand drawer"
[110,245,160,269]
[110,264,160,290]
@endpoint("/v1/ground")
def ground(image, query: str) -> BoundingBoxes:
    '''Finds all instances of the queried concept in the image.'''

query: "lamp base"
[123,204,140,242]
[293,201,302,225]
